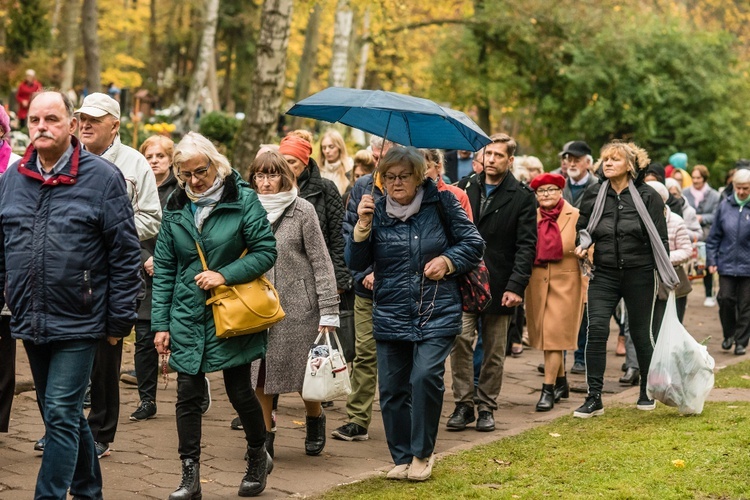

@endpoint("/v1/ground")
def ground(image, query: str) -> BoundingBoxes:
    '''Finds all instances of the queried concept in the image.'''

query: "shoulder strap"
[195,242,248,272]
[434,193,455,246]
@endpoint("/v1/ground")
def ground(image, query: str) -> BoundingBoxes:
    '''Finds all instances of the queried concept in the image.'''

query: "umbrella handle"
[371,112,393,196]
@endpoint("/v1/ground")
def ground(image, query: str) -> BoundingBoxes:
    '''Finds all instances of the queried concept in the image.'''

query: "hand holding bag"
[196,243,285,339]
[302,328,352,402]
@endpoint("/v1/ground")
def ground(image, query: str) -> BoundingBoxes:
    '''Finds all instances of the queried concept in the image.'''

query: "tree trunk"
[329,0,353,88]
[179,0,221,132]
[290,2,321,129]
[51,0,63,39]
[354,7,370,90]
[81,0,101,93]
[60,0,79,92]
[148,0,159,86]
[207,49,221,113]
[234,0,294,177]
[222,37,235,112]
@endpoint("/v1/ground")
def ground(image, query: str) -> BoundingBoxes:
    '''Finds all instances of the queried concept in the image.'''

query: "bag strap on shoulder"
[194,242,248,272]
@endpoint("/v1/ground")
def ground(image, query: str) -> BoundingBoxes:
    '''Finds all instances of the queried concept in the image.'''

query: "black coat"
[298,158,351,291]
[461,172,538,315]
[562,174,599,208]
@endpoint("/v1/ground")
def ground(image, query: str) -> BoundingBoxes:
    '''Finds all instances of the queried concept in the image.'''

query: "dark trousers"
[717,275,750,348]
[0,316,15,432]
[134,320,158,403]
[652,296,688,334]
[586,267,656,397]
[704,272,714,298]
[505,305,525,353]
[176,364,265,461]
[574,305,589,365]
[377,336,454,465]
[87,338,123,444]
[25,339,102,500]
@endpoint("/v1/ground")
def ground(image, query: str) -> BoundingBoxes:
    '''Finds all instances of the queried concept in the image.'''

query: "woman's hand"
[574,245,588,259]
[357,194,375,227]
[318,324,336,333]
[144,256,154,277]
[708,266,717,274]
[424,256,449,281]
[154,331,170,355]
[194,270,226,290]
[362,272,374,290]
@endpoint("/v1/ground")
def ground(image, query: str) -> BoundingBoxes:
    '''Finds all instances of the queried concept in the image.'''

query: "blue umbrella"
[286,88,491,152]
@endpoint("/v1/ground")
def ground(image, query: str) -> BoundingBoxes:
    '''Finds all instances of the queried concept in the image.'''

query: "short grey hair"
[173,132,232,187]
[369,135,395,150]
[734,168,750,184]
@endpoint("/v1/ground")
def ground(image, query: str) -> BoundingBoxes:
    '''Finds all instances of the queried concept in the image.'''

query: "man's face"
[27,93,76,155]
[566,155,590,181]
[78,113,119,155]
[371,142,392,167]
[483,142,513,180]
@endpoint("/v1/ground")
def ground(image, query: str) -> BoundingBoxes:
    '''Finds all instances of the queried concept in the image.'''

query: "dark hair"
[489,133,517,157]
[248,151,297,192]
[29,90,75,118]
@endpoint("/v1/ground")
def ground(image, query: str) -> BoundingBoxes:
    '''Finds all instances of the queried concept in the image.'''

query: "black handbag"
[336,289,356,361]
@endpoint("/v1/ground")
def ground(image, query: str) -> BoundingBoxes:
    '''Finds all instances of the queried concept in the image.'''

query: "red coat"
[15,80,43,119]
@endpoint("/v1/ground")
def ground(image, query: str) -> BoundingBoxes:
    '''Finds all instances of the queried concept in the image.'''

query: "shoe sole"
[97,450,111,459]
[129,414,156,421]
[636,404,656,411]
[475,426,495,432]
[331,431,369,441]
[573,409,604,418]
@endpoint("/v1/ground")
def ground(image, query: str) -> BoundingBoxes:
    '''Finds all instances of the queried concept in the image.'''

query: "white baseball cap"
[76,92,121,120]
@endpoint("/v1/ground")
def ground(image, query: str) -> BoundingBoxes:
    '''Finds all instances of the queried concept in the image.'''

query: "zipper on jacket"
[615,193,622,268]
[83,270,93,309]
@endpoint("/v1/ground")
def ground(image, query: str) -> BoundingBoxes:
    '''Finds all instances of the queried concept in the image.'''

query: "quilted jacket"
[706,195,750,277]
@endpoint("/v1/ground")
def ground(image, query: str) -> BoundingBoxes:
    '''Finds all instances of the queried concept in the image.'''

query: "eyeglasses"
[536,187,561,196]
[383,172,413,184]
[254,173,282,183]
[177,163,211,182]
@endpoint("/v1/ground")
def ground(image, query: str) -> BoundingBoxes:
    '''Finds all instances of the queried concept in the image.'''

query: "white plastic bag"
[647,292,715,414]
[301,329,352,402]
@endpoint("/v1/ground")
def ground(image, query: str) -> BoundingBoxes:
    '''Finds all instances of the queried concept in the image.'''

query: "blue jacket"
[0,137,141,344]
[346,180,484,342]
[706,195,750,277]
[342,173,385,299]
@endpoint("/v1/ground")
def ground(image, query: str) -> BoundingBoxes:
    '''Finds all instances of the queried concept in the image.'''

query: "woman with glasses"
[525,173,586,411]
[574,141,671,418]
[347,146,484,481]
[152,132,276,499]
[247,151,339,459]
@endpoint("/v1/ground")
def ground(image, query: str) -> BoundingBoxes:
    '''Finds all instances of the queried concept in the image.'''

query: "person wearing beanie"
[644,163,683,217]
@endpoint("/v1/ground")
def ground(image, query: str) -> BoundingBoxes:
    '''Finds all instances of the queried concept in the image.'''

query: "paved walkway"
[0,291,746,499]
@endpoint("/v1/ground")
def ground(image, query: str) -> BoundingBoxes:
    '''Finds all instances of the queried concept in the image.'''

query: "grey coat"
[253,197,339,394]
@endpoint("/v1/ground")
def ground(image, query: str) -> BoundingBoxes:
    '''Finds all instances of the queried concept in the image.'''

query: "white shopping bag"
[301,329,352,402]
[647,292,715,414]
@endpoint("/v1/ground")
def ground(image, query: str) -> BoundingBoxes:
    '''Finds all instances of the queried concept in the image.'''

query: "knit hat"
[530,172,566,191]
[668,152,687,171]
[279,135,312,166]
[646,180,669,203]
[645,162,665,183]
[665,178,681,192]
[0,107,10,140]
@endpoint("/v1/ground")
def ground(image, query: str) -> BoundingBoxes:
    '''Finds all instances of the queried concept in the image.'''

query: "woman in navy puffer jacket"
[346,146,484,481]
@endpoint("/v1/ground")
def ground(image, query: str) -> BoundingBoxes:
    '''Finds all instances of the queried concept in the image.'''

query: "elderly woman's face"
[178,155,217,194]
[601,151,629,181]
[668,185,682,198]
[283,155,306,179]
[144,144,171,183]
[383,163,418,205]
[253,171,283,195]
[535,183,563,210]
[735,181,750,201]
[691,170,705,189]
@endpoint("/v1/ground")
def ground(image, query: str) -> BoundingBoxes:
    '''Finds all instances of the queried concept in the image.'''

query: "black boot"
[536,384,555,412]
[619,367,640,386]
[265,431,275,459]
[168,458,201,500]
[305,411,326,456]
[553,376,569,402]
[238,444,273,497]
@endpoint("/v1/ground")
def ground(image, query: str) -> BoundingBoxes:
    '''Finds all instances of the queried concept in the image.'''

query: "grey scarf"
[385,187,424,222]
[578,179,679,289]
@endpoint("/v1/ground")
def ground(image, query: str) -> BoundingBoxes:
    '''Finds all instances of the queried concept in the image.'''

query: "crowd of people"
[0,87,747,499]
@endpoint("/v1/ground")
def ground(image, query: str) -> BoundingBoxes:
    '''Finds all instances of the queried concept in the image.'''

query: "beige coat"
[525,200,586,351]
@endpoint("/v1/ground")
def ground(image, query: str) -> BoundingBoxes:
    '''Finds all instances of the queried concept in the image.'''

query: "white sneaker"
[703,297,716,307]
[386,463,410,480]
[408,454,435,481]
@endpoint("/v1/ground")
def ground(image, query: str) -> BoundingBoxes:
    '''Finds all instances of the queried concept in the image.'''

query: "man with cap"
[15,69,43,129]
[0,90,140,498]
[76,92,161,458]
[560,141,597,209]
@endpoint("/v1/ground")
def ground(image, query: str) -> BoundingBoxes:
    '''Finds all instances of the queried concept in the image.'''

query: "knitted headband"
[279,135,312,165]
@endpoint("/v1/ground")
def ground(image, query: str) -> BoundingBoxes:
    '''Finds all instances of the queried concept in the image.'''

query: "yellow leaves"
[672,459,685,468]
[613,5,622,12]
[549,432,561,438]
[144,123,176,134]
[592,93,599,101]
[101,68,143,88]
[113,54,146,70]
[622,103,630,110]
[530,18,537,25]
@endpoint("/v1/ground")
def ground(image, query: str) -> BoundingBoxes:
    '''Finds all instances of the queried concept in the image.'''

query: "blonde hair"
[289,129,314,145]
[319,129,349,166]
[598,141,650,179]
[139,135,174,160]
[173,132,232,187]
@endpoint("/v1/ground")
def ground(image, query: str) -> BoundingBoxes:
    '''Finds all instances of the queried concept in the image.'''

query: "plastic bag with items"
[301,329,351,402]
[647,291,715,414]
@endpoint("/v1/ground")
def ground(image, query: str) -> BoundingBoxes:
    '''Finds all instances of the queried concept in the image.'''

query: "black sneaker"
[446,403,475,431]
[573,394,604,418]
[129,400,157,421]
[200,377,211,415]
[231,416,244,431]
[331,422,369,441]
[95,441,111,458]
[34,437,45,452]
[83,386,92,409]
[636,397,656,411]
[119,369,138,385]
[570,362,586,374]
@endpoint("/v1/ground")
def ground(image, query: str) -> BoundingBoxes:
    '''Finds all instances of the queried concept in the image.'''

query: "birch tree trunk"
[179,0,220,132]
[233,0,293,177]
[290,2,321,130]
[354,7,370,89]
[81,0,101,93]
[329,0,353,88]
[60,0,79,92]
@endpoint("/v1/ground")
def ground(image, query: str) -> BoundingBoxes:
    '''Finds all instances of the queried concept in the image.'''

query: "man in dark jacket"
[561,141,598,209]
[448,133,537,432]
[0,91,141,499]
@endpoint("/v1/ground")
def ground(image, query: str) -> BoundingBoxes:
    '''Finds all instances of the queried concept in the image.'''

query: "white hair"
[665,177,681,192]
[734,168,750,184]
[646,180,669,203]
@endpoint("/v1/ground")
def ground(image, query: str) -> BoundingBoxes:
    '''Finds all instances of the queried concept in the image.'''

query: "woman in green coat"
[152,132,277,499]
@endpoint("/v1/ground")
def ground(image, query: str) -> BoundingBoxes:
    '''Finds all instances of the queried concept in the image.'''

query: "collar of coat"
[166,169,242,212]
[464,170,528,223]
[377,179,441,226]
[17,135,82,186]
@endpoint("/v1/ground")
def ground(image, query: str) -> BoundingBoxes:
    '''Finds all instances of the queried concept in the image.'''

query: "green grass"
[320,402,750,499]
[715,360,750,389]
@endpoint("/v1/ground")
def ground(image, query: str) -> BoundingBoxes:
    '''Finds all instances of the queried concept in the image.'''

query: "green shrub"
[199,111,240,153]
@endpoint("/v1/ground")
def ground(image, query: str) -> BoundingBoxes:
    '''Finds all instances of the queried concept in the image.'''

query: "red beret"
[279,135,312,165]
[530,173,565,191]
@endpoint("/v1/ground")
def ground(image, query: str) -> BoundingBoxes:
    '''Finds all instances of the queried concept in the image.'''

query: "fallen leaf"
[549,432,561,438]
[727,405,739,409]
[292,420,305,426]
[741,375,750,380]
[493,459,511,467]
[672,459,685,468]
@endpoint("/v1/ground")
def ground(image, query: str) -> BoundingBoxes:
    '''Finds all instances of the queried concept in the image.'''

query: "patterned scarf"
[186,176,224,232]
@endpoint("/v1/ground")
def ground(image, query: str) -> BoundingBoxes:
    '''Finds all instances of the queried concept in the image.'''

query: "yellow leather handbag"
[195,243,285,338]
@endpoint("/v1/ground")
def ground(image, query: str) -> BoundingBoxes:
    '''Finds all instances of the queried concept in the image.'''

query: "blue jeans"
[24,339,102,500]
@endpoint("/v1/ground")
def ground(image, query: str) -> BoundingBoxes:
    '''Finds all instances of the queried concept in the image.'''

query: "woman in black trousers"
[574,141,676,418]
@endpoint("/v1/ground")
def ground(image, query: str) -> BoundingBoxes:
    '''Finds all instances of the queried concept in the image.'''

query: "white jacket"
[666,207,692,266]
[102,136,162,240]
